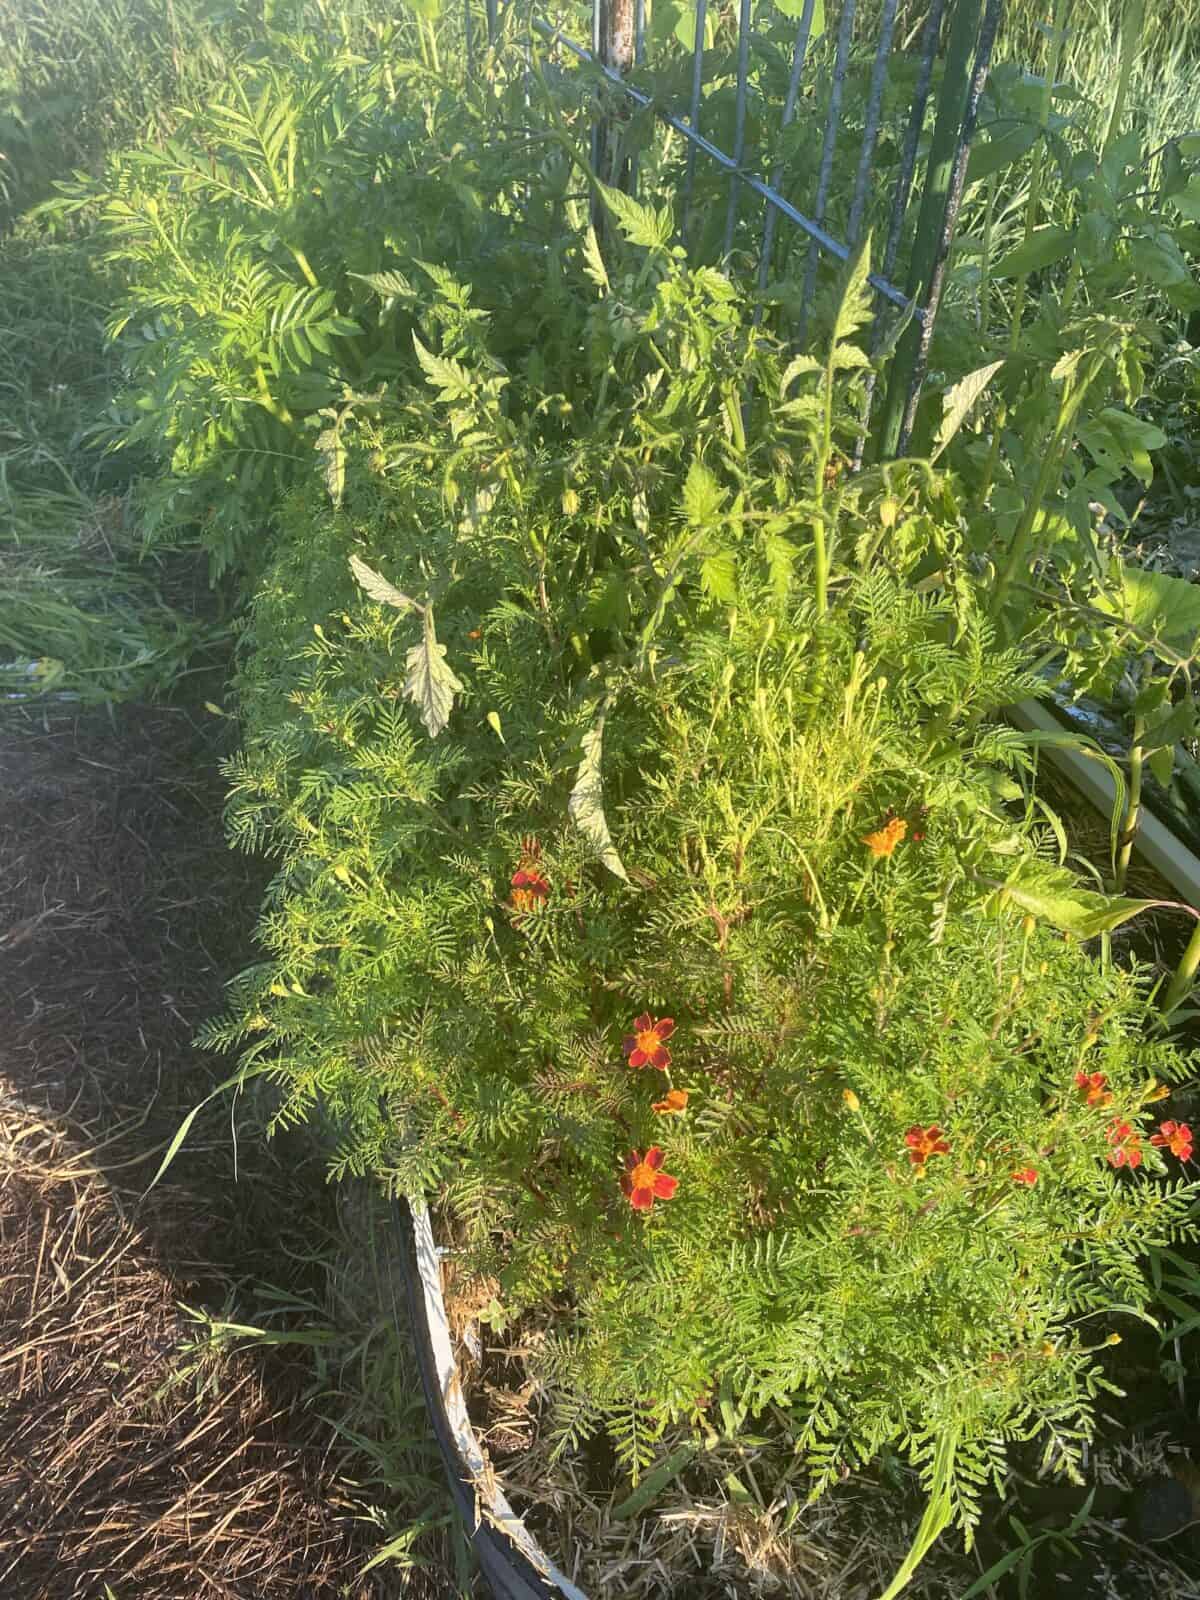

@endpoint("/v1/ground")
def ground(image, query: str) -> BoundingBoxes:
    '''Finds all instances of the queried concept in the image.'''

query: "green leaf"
[568,714,628,881]
[404,603,463,738]
[611,1443,699,1520]
[1094,565,1200,644]
[833,236,873,346]
[992,225,1073,278]
[1076,408,1166,487]
[700,550,738,604]
[350,268,416,300]
[780,353,821,395]
[581,224,610,292]
[775,0,825,34]
[965,123,1039,186]
[1170,173,1200,220]
[764,532,799,605]
[597,183,674,251]
[682,458,726,527]
[830,343,873,373]
[931,360,1004,461]
[672,0,716,51]
[349,553,421,613]
[1002,864,1158,938]
[412,334,473,403]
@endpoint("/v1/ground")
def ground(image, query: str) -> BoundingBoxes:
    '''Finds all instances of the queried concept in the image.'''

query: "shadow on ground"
[0,704,454,1600]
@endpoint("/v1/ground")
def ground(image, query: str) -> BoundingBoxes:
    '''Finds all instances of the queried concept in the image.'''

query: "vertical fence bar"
[852,0,945,465]
[880,0,945,284]
[591,0,603,178]
[895,0,1002,452]
[486,0,498,46]
[756,0,819,305]
[798,0,858,340]
[595,0,636,191]
[722,0,754,255]
[681,0,709,242]
[635,0,645,63]
[876,0,986,457]
[846,0,900,247]
[465,0,475,77]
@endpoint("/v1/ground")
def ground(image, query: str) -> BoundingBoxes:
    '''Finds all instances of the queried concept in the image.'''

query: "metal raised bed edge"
[394,1195,588,1600]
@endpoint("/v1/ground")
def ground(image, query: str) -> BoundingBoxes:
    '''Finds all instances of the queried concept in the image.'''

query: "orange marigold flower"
[1106,1119,1143,1170]
[652,1088,689,1114]
[1011,1167,1038,1187]
[1075,1070,1113,1108]
[904,1124,950,1167]
[620,1147,678,1212]
[623,1013,675,1071]
[863,816,908,858]
[1150,1120,1194,1162]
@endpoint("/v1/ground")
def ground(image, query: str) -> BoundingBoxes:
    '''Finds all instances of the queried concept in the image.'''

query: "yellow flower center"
[630,1161,656,1190]
[636,1029,658,1055]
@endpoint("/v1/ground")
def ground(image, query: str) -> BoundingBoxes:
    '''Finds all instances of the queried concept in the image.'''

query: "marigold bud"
[1106,1332,1122,1346]
[842,1088,861,1112]
[879,495,900,530]
[562,488,580,515]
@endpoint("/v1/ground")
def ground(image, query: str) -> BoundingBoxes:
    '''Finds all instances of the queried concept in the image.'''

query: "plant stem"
[1162,918,1200,1015]
[290,247,318,288]
[991,349,1107,623]
[1101,0,1145,162]
[1114,713,1144,893]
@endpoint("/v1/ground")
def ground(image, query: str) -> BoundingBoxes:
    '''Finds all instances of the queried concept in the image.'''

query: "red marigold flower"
[509,837,550,914]
[1106,1119,1143,1170]
[510,866,550,913]
[863,816,908,858]
[1150,1120,1194,1162]
[904,1124,950,1167]
[1011,1167,1038,1187]
[623,1013,675,1071]
[1075,1070,1113,1109]
[652,1088,689,1114]
[620,1147,678,1212]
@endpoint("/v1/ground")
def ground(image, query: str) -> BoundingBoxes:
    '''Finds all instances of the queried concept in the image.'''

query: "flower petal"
[652,1172,678,1200]
[653,1089,689,1114]
[653,1018,676,1041]
[624,1150,641,1171]
[630,1185,654,1211]
[644,1146,665,1169]
[646,1043,670,1069]
[628,1048,649,1069]
[620,1173,633,1196]
[622,1036,637,1057]
[633,1013,652,1033]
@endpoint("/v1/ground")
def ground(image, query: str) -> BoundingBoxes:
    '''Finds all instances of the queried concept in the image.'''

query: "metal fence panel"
[510,0,1003,456]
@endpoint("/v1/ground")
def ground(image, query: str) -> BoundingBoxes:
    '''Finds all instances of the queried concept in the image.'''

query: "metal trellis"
[478,0,1004,457]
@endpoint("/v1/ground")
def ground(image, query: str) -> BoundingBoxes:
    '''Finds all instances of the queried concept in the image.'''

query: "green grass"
[995,0,1200,150]
[0,223,219,702]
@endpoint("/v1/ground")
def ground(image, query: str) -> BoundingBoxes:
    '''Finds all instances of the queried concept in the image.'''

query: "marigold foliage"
[206,254,1198,1517]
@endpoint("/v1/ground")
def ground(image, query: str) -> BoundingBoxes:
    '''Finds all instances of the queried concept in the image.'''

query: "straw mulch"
[0,707,450,1600]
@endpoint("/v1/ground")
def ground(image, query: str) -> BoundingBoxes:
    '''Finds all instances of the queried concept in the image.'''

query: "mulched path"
[0,705,452,1600]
